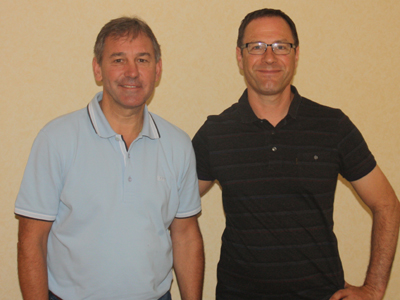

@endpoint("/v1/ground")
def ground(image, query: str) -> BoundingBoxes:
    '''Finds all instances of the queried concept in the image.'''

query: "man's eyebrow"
[137,52,151,57]
[108,52,152,58]
[248,39,291,44]
[273,39,292,43]
[109,52,126,58]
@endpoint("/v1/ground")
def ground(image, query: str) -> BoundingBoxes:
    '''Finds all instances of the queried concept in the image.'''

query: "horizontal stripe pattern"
[192,86,376,299]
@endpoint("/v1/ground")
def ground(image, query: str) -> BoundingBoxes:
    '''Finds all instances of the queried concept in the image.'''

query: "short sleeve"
[337,114,376,181]
[175,139,202,218]
[15,130,63,220]
[192,122,215,182]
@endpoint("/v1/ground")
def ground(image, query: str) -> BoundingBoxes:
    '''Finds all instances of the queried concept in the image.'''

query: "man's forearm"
[18,242,49,299]
[171,216,205,300]
[173,235,204,300]
[17,217,52,300]
[363,201,400,298]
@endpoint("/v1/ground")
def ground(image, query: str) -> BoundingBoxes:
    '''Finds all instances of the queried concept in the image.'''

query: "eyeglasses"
[241,42,296,55]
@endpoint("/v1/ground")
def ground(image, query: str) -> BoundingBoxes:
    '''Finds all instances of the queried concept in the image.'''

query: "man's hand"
[330,282,381,300]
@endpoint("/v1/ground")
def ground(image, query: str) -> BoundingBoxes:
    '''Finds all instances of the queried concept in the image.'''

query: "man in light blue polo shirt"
[15,17,204,300]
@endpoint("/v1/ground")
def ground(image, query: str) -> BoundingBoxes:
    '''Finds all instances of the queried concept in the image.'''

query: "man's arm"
[330,165,400,300]
[17,216,53,300]
[170,215,204,300]
[199,180,214,197]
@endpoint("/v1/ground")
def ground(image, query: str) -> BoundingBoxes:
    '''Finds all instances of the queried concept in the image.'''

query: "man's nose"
[261,46,277,63]
[124,61,139,78]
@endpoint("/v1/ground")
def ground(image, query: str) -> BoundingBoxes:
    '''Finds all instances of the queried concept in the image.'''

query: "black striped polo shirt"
[192,86,376,299]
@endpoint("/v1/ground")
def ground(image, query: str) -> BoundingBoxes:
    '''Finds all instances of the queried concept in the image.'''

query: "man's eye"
[275,44,288,50]
[114,59,123,63]
[138,58,148,63]
[251,44,264,51]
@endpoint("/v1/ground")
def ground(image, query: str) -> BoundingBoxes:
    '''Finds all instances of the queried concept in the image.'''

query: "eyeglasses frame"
[240,42,296,55]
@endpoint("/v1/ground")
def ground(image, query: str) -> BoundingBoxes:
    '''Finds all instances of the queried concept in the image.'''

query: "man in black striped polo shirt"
[192,8,400,300]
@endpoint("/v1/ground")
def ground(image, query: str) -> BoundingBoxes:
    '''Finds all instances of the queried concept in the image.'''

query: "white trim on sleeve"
[15,207,56,221]
[175,206,202,219]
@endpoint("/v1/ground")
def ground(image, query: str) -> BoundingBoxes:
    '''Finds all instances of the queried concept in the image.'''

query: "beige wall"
[1,0,399,299]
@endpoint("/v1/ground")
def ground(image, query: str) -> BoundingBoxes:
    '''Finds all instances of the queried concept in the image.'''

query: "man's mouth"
[121,84,140,88]
[258,68,280,73]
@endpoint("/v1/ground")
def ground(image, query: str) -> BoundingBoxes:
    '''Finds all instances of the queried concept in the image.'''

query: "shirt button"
[314,155,319,160]
[128,176,132,182]
[272,147,277,152]
[128,153,130,159]
[115,136,120,141]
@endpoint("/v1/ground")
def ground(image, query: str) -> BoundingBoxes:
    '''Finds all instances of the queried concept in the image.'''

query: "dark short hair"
[237,8,299,49]
[94,17,161,65]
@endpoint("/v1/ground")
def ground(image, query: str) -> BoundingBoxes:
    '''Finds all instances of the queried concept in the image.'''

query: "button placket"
[123,148,137,202]
[271,129,278,152]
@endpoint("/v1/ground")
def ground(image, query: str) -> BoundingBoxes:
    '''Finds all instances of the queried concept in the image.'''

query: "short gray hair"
[94,17,161,65]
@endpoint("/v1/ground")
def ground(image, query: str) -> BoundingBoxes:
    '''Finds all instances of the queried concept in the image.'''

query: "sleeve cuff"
[14,207,56,221]
[175,206,202,219]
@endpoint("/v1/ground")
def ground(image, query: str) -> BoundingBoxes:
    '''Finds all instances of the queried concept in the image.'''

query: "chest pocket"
[297,151,339,193]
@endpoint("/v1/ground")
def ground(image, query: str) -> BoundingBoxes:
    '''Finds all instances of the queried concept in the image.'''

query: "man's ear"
[92,57,103,82]
[236,47,244,70]
[294,46,300,69]
[155,58,162,83]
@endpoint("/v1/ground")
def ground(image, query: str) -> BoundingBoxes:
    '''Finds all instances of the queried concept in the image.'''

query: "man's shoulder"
[298,96,345,119]
[207,102,240,122]
[149,111,191,143]
[192,102,242,143]
[35,107,91,153]
[41,106,88,136]
[195,102,240,134]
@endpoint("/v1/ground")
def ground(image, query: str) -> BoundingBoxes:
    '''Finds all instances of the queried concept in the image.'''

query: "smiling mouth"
[258,68,280,72]
[121,85,140,88]
[257,70,281,77]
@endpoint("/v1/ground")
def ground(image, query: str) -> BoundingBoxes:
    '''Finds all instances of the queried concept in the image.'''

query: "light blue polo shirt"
[15,92,201,300]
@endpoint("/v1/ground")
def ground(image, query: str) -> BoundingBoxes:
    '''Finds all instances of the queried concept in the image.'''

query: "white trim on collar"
[87,92,160,140]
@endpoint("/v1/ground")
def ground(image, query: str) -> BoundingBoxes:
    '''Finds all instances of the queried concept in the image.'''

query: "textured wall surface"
[1,1,399,299]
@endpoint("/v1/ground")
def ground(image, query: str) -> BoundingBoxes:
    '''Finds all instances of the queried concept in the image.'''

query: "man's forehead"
[244,17,293,41]
[103,33,154,53]
[106,32,149,44]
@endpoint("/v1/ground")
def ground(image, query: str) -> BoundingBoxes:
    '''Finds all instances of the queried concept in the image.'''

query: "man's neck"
[247,87,293,127]
[99,100,145,149]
